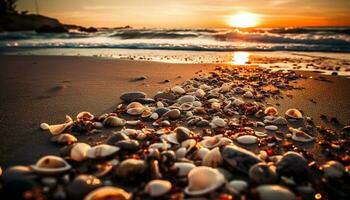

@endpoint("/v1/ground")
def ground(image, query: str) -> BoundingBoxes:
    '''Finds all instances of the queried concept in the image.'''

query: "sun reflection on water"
[232,52,250,65]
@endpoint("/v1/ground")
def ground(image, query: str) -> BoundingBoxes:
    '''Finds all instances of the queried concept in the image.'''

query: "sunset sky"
[18,0,350,28]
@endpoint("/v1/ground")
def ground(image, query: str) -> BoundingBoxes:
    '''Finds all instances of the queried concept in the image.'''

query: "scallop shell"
[84,186,131,200]
[202,147,223,168]
[144,179,172,197]
[103,116,126,127]
[285,108,303,119]
[31,155,71,175]
[76,111,94,122]
[86,144,120,159]
[171,85,186,94]
[264,106,278,116]
[184,166,225,196]
[71,143,91,161]
[236,135,258,145]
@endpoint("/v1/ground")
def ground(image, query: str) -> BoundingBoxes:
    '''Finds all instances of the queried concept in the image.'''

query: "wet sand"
[0,55,349,168]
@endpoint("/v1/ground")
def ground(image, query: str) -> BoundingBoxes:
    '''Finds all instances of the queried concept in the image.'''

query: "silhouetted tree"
[0,0,19,15]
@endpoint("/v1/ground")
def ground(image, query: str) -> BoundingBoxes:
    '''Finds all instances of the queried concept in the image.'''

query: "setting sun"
[228,12,259,28]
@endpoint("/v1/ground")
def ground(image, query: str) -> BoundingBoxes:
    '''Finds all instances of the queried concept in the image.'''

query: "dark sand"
[0,55,349,167]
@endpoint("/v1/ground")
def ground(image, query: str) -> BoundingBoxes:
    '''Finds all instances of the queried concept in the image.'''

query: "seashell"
[210,117,227,128]
[126,101,144,109]
[290,128,314,143]
[126,120,141,126]
[186,111,193,117]
[84,186,131,200]
[193,101,202,107]
[145,179,171,197]
[77,111,94,122]
[46,115,74,135]
[31,155,71,175]
[197,147,210,160]
[163,109,181,120]
[200,135,231,149]
[181,139,197,153]
[195,89,205,98]
[285,108,303,119]
[175,126,192,143]
[322,160,345,179]
[180,102,193,111]
[40,123,50,130]
[272,116,288,125]
[202,147,223,168]
[141,109,153,118]
[222,145,263,173]
[174,162,196,177]
[199,84,211,91]
[276,151,309,180]
[211,102,221,110]
[86,144,120,159]
[236,135,258,145]
[171,85,186,94]
[255,131,268,137]
[126,102,145,115]
[149,142,171,150]
[103,116,126,127]
[178,95,195,104]
[255,185,296,200]
[156,101,164,108]
[176,147,187,159]
[51,133,77,144]
[70,143,91,161]
[184,166,225,196]
[264,106,278,116]
[115,159,146,177]
[66,175,101,200]
[249,163,277,184]
[162,132,179,144]
[220,83,231,93]
[265,125,278,131]
[243,91,254,98]
[228,180,248,193]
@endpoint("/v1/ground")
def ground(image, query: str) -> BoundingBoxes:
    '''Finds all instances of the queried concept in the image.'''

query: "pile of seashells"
[1,66,349,200]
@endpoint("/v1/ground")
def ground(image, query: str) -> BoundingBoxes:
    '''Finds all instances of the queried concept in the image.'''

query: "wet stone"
[120,91,146,102]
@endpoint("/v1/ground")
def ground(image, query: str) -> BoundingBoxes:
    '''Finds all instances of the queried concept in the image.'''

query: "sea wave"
[1,27,350,52]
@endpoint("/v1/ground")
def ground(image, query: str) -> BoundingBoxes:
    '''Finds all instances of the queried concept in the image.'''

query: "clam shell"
[126,102,145,115]
[236,135,258,145]
[145,179,171,197]
[171,85,186,94]
[86,144,120,159]
[77,111,94,122]
[265,125,278,131]
[31,155,71,175]
[197,147,210,160]
[180,102,193,111]
[71,143,91,161]
[184,166,225,196]
[84,186,131,200]
[103,116,126,127]
[285,108,303,119]
[290,128,314,143]
[202,147,223,168]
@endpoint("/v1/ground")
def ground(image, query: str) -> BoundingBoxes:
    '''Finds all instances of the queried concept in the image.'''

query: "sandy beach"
[1,55,349,168]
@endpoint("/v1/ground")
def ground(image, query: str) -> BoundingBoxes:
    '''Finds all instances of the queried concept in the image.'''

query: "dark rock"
[78,26,98,33]
[66,175,101,200]
[133,98,155,104]
[154,92,177,101]
[276,151,309,181]
[154,108,170,117]
[132,76,147,81]
[331,71,338,76]
[120,91,146,102]
[115,140,140,152]
[35,25,67,33]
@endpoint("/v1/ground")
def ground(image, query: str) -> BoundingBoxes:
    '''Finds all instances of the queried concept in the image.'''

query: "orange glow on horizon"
[228,12,259,28]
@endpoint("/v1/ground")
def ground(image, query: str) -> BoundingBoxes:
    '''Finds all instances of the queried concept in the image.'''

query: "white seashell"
[149,142,171,150]
[202,147,223,168]
[156,101,164,108]
[264,106,278,116]
[207,98,220,103]
[86,144,120,159]
[195,89,206,98]
[256,185,296,200]
[180,102,193,111]
[236,135,258,145]
[176,147,187,159]
[290,128,314,143]
[185,166,225,196]
[103,116,126,127]
[265,125,278,131]
[40,123,50,130]
[193,101,202,107]
[210,117,226,128]
[229,180,248,193]
[31,155,71,175]
[84,186,131,200]
[174,162,196,177]
[47,115,74,135]
[145,179,171,197]
[171,85,186,94]
[243,91,254,98]
[127,107,144,115]
[285,108,303,119]
[150,113,159,120]
[164,132,179,144]
[197,147,210,160]
[186,111,193,117]
[76,111,94,122]
[255,131,268,137]
[322,160,345,179]
[178,95,195,104]
[71,143,91,161]
[200,135,231,149]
